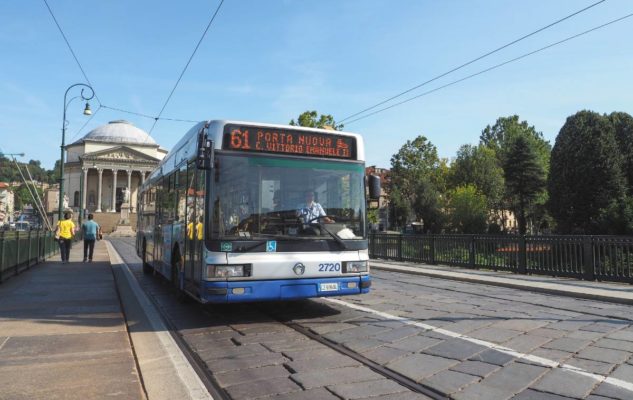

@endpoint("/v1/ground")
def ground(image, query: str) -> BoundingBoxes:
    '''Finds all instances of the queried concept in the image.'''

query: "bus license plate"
[320,283,339,292]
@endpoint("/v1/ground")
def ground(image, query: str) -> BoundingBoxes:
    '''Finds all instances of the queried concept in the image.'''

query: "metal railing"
[0,230,60,282]
[369,233,633,284]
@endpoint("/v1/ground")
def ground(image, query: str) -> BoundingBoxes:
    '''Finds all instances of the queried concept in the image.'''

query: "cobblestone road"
[111,239,633,400]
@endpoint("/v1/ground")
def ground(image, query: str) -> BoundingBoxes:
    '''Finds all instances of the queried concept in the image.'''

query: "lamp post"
[58,83,94,221]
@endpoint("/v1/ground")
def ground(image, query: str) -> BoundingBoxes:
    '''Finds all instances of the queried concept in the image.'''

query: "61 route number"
[318,263,340,272]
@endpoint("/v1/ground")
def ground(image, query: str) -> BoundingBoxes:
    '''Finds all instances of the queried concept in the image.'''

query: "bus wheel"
[142,242,152,274]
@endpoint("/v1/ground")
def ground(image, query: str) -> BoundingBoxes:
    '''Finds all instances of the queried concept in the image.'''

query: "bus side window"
[177,165,187,223]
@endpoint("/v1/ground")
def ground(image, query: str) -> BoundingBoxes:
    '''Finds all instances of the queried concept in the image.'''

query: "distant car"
[15,221,30,231]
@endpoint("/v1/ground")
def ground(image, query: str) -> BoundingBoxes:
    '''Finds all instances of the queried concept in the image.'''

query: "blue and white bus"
[136,120,379,303]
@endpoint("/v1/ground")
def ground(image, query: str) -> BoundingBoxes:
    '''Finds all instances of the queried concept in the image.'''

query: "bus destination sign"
[222,124,356,159]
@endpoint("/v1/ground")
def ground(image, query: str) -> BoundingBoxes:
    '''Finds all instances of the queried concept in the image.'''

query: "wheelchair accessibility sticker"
[266,241,277,252]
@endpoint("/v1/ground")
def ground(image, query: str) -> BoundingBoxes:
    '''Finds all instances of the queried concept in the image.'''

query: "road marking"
[0,337,9,351]
[106,241,214,400]
[325,297,633,393]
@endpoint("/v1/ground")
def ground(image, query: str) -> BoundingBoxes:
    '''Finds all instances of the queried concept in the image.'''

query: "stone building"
[0,182,15,224]
[63,120,167,215]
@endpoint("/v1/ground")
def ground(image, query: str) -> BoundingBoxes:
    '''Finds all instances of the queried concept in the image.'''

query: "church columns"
[111,169,118,212]
[96,168,104,212]
[126,170,132,199]
[82,168,88,211]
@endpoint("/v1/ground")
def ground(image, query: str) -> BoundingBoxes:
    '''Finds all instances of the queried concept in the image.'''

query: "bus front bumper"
[200,275,371,303]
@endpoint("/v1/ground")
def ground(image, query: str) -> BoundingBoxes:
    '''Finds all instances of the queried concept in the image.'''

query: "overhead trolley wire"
[343,12,633,125]
[149,0,225,135]
[42,0,102,106]
[101,105,198,123]
[338,0,607,124]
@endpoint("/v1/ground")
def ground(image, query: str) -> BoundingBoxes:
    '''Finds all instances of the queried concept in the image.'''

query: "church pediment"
[82,146,160,163]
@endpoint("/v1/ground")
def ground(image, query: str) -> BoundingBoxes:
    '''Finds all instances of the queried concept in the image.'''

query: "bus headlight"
[343,261,368,273]
[206,264,251,278]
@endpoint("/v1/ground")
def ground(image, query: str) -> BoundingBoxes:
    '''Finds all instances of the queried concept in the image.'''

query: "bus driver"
[297,190,334,224]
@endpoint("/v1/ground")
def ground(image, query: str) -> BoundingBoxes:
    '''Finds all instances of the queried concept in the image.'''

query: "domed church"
[64,120,167,214]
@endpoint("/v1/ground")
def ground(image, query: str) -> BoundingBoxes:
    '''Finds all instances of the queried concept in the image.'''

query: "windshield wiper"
[314,221,349,250]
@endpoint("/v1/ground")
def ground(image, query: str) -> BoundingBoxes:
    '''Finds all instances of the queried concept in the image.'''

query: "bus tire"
[142,241,152,274]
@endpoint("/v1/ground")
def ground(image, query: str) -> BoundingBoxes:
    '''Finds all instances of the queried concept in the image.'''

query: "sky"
[1,0,632,170]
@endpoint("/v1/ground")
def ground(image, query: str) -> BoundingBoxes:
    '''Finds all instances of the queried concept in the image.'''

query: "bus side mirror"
[197,138,214,170]
[368,175,381,200]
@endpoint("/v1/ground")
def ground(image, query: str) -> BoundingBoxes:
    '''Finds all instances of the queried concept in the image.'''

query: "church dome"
[82,120,156,145]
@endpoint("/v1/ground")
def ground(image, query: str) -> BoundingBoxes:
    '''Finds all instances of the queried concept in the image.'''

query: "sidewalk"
[0,240,145,400]
[371,259,633,305]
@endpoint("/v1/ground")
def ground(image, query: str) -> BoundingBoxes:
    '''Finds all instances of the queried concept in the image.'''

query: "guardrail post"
[27,230,32,268]
[0,233,5,282]
[583,236,595,281]
[518,236,527,274]
[15,231,20,276]
[469,235,476,268]
[397,234,403,261]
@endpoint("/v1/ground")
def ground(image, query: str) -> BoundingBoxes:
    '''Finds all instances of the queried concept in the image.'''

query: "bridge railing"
[369,233,633,284]
[0,230,59,282]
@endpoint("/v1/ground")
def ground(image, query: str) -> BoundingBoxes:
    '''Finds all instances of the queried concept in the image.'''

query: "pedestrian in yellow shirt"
[56,212,76,264]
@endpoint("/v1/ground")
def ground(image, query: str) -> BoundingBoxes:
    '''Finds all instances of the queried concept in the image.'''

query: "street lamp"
[58,83,94,221]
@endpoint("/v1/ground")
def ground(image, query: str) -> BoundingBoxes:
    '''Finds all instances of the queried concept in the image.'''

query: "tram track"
[109,239,231,400]
[110,238,445,399]
[374,273,633,323]
[264,308,450,400]
[110,238,633,400]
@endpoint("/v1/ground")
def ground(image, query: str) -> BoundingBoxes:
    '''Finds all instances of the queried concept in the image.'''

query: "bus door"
[192,168,206,287]
[154,177,166,275]
[184,161,197,291]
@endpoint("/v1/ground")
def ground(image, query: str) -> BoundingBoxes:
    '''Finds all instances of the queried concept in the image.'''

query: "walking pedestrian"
[56,212,75,264]
[81,213,100,262]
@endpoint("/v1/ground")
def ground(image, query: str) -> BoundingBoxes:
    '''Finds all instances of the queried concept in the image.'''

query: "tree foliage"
[548,110,627,234]
[446,185,488,233]
[13,184,44,211]
[0,156,59,184]
[449,144,504,209]
[480,115,551,232]
[388,136,445,232]
[609,112,633,194]
[503,134,547,234]
[289,110,344,130]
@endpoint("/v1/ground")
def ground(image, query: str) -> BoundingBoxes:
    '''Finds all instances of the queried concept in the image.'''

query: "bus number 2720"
[318,263,341,272]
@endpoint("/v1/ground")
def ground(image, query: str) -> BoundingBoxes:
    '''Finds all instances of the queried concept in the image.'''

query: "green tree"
[503,134,547,235]
[549,110,627,233]
[13,184,43,211]
[388,135,445,232]
[609,112,633,194]
[47,159,61,184]
[480,115,551,232]
[446,185,488,233]
[449,144,504,209]
[289,110,344,130]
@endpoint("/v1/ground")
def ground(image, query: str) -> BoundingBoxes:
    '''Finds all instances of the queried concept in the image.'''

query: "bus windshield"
[212,154,366,241]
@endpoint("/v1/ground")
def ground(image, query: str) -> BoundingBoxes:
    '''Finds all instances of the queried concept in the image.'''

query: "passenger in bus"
[56,212,76,264]
[81,213,100,262]
[297,190,334,224]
